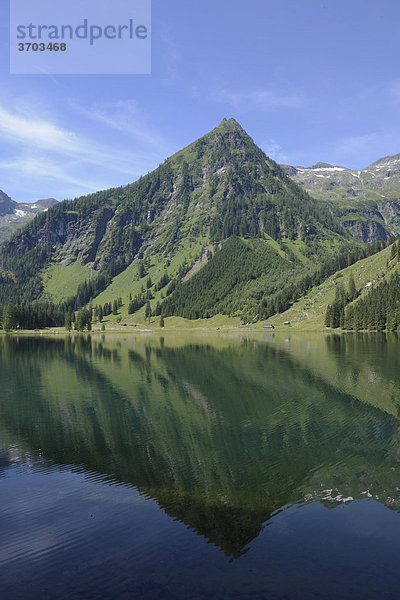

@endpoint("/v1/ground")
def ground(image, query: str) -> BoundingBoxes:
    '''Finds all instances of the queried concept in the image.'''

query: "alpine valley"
[0,118,399,330]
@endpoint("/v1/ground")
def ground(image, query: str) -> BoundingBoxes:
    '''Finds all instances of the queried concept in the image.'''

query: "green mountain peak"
[168,117,258,169]
[0,119,355,323]
[218,116,244,129]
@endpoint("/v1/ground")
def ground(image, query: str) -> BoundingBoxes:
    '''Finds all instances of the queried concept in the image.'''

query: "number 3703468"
[18,43,67,51]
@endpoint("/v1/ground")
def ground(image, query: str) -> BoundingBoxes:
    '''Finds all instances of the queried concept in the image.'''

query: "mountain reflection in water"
[1,333,400,599]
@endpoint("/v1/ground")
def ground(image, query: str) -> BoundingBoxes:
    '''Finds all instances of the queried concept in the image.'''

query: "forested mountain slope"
[0,118,358,321]
[265,238,399,330]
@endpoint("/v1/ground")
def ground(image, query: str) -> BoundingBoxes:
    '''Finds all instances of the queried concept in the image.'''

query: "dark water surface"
[1,332,400,599]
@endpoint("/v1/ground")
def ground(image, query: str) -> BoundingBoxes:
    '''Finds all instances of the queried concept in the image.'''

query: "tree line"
[325,239,400,331]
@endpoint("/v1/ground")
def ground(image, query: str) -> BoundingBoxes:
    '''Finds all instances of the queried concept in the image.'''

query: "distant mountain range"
[0,190,58,242]
[282,154,400,243]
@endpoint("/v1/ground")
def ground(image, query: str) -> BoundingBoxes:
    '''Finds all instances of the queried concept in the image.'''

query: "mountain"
[263,238,396,329]
[0,192,58,243]
[0,118,359,321]
[283,154,400,243]
[0,189,16,217]
[260,232,400,334]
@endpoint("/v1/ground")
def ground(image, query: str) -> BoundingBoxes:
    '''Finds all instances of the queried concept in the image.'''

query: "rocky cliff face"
[0,190,16,217]
[282,155,400,243]
[342,219,388,244]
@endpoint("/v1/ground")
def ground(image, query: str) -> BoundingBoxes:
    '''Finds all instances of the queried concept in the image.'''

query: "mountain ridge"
[283,153,400,243]
[0,118,357,323]
[0,192,58,243]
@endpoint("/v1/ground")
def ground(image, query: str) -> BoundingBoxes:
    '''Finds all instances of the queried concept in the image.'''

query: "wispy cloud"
[0,105,77,153]
[0,101,173,200]
[215,87,307,111]
[0,155,105,193]
[262,138,289,163]
[79,99,169,152]
[159,32,182,86]
[334,133,379,157]
[0,103,158,176]
[388,79,400,100]
[333,130,400,168]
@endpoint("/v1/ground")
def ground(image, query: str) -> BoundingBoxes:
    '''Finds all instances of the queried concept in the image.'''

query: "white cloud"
[262,138,289,163]
[159,32,182,85]
[0,105,77,152]
[388,79,400,100]
[215,88,307,111]
[0,101,175,201]
[334,133,379,157]
[333,131,400,168]
[0,153,115,202]
[80,99,169,152]
[0,155,103,192]
[0,103,156,176]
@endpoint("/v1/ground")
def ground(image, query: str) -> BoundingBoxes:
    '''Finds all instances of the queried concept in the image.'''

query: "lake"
[1,332,400,599]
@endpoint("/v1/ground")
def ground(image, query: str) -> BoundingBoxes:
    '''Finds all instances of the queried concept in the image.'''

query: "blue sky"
[1,0,400,203]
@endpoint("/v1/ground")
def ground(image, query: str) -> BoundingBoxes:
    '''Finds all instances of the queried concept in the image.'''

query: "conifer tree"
[386,308,397,331]
[348,272,356,301]
[75,310,85,331]
[138,261,145,278]
[325,305,332,328]
[2,305,16,330]
[65,312,72,331]
[145,301,151,321]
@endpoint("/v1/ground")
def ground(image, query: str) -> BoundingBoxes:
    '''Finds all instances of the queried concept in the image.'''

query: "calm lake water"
[1,332,400,599]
